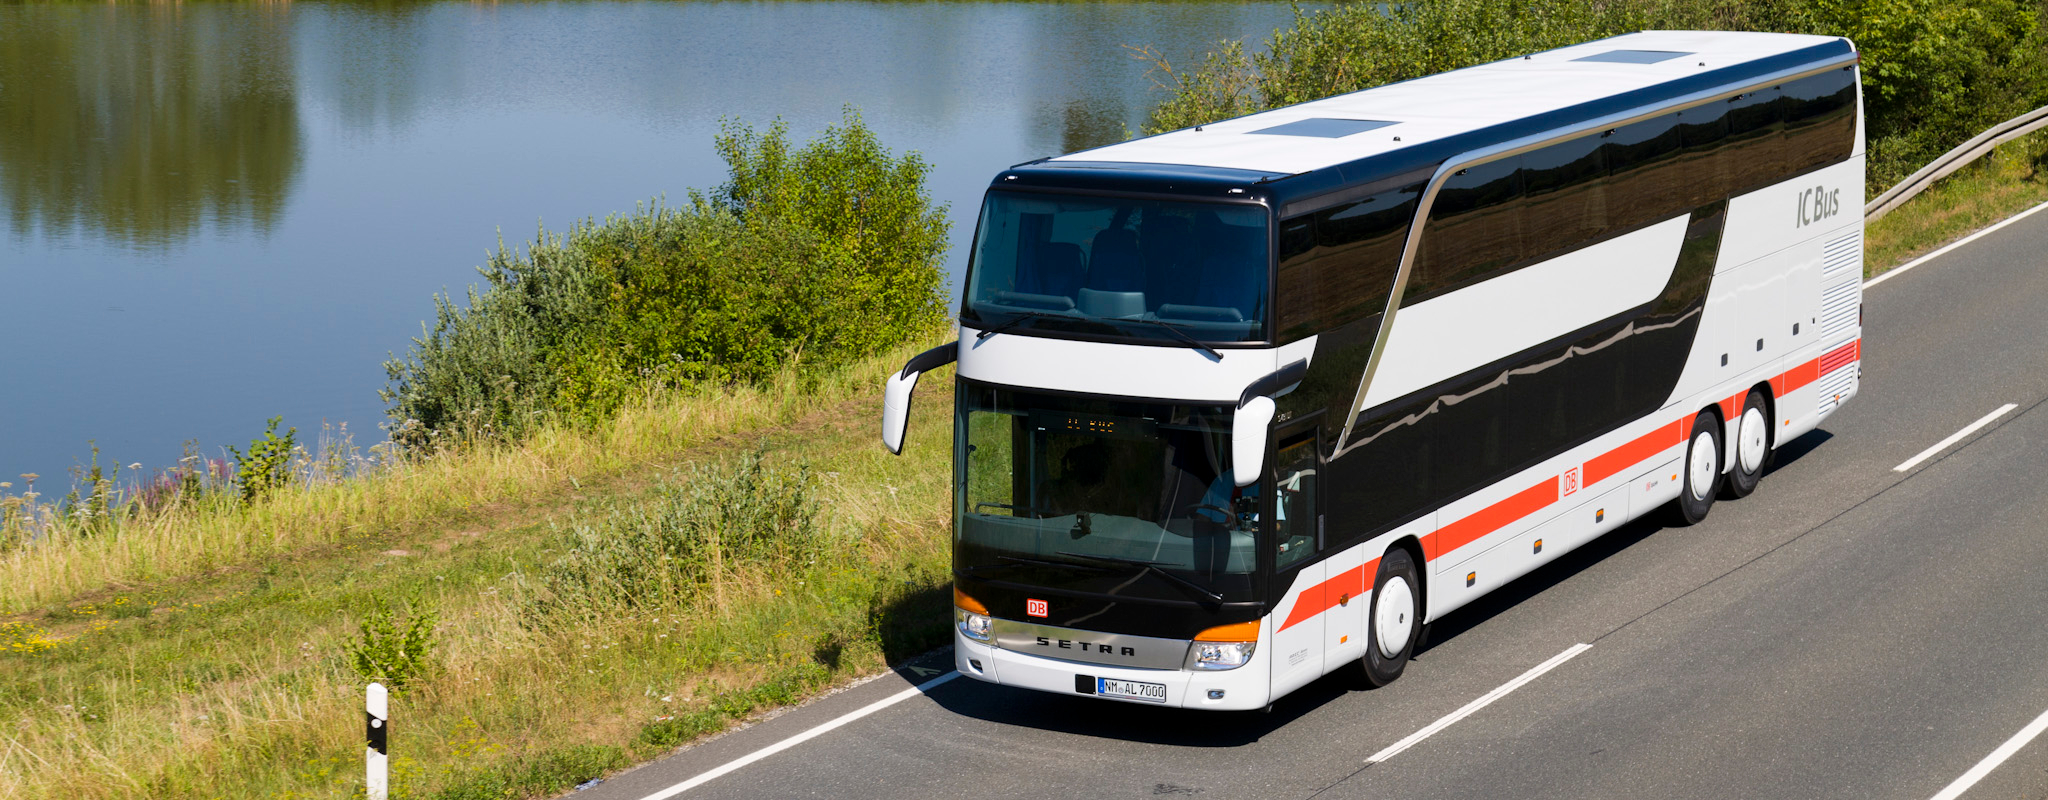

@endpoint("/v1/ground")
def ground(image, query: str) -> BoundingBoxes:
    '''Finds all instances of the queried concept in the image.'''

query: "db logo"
[1026,598,1049,618]
[1562,467,1581,497]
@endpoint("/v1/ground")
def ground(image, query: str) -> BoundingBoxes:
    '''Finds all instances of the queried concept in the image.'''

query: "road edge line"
[1892,403,2017,472]
[1865,198,2048,289]
[1363,643,1591,765]
[636,671,962,800]
[1927,704,2048,800]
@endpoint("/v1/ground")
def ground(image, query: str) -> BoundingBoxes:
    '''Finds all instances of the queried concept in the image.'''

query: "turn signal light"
[953,586,989,616]
[1194,620,1261,642]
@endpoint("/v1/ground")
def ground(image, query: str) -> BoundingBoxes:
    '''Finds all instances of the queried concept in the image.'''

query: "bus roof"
[1005,31,1855,213]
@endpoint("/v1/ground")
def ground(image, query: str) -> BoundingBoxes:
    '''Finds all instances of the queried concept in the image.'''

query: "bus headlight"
[954,586,992,642]
[956,608,992,642]
[1191,641,1255,670]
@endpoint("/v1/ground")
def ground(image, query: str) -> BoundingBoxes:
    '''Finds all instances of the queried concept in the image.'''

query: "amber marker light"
[954,586,992,642]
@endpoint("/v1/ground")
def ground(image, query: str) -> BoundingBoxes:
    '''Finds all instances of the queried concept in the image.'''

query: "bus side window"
[1521,135,1609,261]
[1781,70,1856,174]
[1726,86,1787,192]
[1273,436,1319,571]
[1675,103,1731,209]
[1605,113,1683,232]
[1412,158,1525,305]
[1275,216,1320,341]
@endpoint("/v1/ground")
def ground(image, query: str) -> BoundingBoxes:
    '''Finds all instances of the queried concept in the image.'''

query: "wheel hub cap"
[1739,406,1767,472]
[1375,575,1415,658]
[1689,428,1717,501]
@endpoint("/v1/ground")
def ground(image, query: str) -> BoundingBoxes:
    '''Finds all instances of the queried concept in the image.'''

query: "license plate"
[1096,677,1167,703]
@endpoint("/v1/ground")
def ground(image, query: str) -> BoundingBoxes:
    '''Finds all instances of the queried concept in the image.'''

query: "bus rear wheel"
[1722,388,1772,499]
[1671,409,1722,526]
[1361,547,1422,687]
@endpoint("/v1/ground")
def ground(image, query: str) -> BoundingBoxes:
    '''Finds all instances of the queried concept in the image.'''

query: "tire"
[1722,388,1772,499]
[1671,409,1722,526]
[1361,547,1422,688]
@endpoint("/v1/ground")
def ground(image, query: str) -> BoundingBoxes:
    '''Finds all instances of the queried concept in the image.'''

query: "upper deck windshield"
[956,382,1261,605]
[962,191,1271,344]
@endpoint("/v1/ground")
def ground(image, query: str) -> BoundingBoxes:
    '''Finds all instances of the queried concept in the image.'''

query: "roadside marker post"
[367,683,389,800]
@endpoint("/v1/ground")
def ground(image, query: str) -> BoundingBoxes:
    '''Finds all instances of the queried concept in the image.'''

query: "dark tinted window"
[1522,135,1609,260]
[1605,113,1684,231]
[1275,185,1420,340]
[1782,69,1857,173]
[1412,159,1524,302]
[1726,87,1786,190]
[1675,102,1731,207]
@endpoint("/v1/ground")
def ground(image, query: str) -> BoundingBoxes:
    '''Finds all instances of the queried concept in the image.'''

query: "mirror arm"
[1239,359,1308,408]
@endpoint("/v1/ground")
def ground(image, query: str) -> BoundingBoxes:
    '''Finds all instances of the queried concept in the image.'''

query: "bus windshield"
[955,382,1261,604]
[962,191,1271,343]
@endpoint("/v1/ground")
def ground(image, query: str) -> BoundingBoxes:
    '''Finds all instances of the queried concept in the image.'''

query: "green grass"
[1866,129,2048,277]
[0,346,961,799]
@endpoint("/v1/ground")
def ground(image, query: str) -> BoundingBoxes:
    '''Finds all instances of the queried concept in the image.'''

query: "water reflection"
[0,6,302,248]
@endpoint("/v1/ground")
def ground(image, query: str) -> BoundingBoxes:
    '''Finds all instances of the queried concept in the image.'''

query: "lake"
[0,0,1310,488]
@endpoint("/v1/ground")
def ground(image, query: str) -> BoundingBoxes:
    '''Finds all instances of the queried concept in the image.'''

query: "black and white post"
[366,682,389,800]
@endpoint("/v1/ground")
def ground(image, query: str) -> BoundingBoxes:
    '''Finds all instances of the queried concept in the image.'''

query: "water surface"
[0,0,1309,485]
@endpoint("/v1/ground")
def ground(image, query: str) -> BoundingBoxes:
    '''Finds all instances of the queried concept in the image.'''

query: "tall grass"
[0,349,960,800]
[0,336,945,615]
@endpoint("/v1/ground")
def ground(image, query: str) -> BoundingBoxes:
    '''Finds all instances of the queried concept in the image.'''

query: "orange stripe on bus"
[1584,421,1682,486]
[1424,477,1558,561]
[1276,559,1377,633]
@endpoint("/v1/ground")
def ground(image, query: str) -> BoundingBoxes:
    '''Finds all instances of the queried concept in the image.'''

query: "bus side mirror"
[882,341,958,455]
[1230,359,1305,486]
[1233,395,1275,487]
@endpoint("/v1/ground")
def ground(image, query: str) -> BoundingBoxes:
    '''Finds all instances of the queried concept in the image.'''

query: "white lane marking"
[1365,643,1591,765]
[636,671,961,799]
[1865,198,2048,289]
[1893,404,2017,472]
[1927,704,2048,800]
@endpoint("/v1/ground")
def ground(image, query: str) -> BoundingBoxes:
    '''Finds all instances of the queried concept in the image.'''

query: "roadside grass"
[0,348,959,799]
[0,335,947,616]
[1865,129,2048,277]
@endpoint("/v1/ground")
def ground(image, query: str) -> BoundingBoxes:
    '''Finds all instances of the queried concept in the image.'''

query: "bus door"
[1268,429,1325,697]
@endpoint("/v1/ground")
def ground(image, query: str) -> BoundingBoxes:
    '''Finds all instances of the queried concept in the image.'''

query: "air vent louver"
[1249,118,1397,138]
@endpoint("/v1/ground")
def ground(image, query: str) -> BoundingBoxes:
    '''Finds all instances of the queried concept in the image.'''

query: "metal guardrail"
[1866,104,2048,221]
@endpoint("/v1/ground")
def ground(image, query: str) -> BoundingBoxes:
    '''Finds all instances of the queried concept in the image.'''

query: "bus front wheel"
[1361,547,1422,687]
[1671,409,1722,526]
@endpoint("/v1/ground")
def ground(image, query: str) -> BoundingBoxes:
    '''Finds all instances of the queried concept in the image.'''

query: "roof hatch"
[1572,49,1692,64]
[1248,118,1397,138]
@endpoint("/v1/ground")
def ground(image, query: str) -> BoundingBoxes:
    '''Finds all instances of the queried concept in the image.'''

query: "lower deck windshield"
[956,382,1261,604]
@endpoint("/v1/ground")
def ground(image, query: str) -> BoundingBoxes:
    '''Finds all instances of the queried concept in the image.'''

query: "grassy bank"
[1864,129,2048,276]
[0,341,961,799]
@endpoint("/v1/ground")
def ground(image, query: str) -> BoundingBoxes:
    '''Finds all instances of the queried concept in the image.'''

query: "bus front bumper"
[954,630,1272,711]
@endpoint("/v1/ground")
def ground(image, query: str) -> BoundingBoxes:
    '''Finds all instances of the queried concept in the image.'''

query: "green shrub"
[1140,0,2048,195]
[227,417,298,504]
[382,108,949,446]
[526,452,826,625]
[346,593,439,693]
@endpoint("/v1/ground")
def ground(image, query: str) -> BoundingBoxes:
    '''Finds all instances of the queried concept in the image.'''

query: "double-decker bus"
[881,30,1865,710]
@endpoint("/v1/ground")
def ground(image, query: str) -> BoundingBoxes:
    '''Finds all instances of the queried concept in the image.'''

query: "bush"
[383,107,949,446]
[525,452,826,624]
[346,593,439,693]
[1140,0,2048,195]
[227,416,298,504]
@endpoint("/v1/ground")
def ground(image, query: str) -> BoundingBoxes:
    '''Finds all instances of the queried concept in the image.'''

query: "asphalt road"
[579,205,2048,800]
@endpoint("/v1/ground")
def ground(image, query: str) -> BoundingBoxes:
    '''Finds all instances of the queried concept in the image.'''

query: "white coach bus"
[881,31,1864,710]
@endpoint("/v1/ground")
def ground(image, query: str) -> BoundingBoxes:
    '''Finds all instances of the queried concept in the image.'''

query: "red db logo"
[1562,467,1581,497]
[1026,598,1049,618]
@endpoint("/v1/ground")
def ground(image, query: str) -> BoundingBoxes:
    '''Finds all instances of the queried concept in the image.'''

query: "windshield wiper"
[1055,551,1225,604]
[974,311,1069,341]
[1104,318,1223,360]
